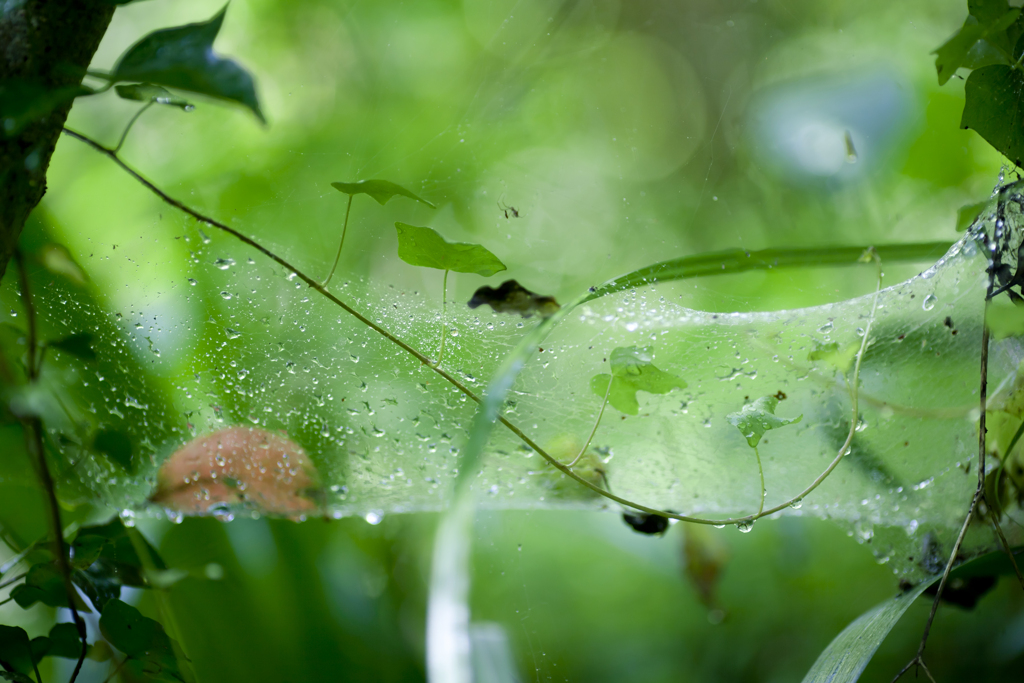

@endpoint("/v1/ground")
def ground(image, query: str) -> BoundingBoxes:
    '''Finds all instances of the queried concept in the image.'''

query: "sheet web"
[24,192,1023,581]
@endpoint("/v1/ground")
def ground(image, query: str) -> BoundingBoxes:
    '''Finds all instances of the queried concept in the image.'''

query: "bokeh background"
[2,0,1024,681]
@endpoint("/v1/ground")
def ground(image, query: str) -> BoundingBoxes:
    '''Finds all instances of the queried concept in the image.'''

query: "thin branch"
[0,570,26,590]
[990,512,1024,592]
[14,251,89,683]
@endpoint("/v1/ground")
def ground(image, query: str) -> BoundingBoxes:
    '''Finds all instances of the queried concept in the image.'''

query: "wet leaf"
[100,599,194,683]
[115,83,193,110]
[37,243,88,285]
[589,346,686,416]
[467,279,560,318]
[0,626,33,676]
[622,512,670,535]
[151,427,319,518]
[933,1,1020,85]
[70,518,165,611]
[0,80,91,137]
[961,61,1024,165]
[92,429,133,472]
[111,6,264,123]
[331,180,435,208]
[727,396,802,449]
[395,223,506,277]
[49,333,96,362]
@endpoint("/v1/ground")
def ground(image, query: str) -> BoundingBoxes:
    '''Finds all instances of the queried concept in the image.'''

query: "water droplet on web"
[220,291,232,300]
[119,509,136,527]
[225,328,241,339]
[625,322,639,332]
[364,511,383,525]
[789,499,803,510]
[199,229,211,244]
[215,258,235,270]
[922,294,937,311]
[818,322,834,334]
[188,278,198,286]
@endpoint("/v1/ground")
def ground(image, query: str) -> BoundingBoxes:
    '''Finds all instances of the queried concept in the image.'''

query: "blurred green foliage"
[3,1,1024,682]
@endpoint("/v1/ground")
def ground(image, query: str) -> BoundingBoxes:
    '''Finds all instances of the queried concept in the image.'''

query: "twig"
[13,251,89,683]
[990,511,1024,592]
[0,571,26,590]
[115,101,153,153]
[323,193,353,287]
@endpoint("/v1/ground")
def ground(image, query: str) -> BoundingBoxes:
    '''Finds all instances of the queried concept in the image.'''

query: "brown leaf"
[467,279,560,318]
[151,427,319,519]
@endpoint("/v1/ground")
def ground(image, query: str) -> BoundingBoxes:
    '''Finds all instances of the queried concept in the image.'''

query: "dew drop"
[220,291,232,300]
[818,322,834,334]
[225,328,241,340]
[215,258,235,270]
[736,520,754,533]
[188,278,198,286]
[922,294,937,311]
[364,511,383,525]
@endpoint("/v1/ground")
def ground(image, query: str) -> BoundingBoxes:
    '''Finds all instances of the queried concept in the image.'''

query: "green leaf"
[11,563,88,611]
[331,180,435,208]
[100,600,194,683]
[37,243,88,285]
[43,624,83,660]
[115,83,194,110]
[956,199,990,232]
[0,626,34,676]
[582,243,954,304]
[801,580,933,683]
[961,63,1024,165]
[92,429,133,471]
[807,340,858,374]
[395,223,506,277]
[589,346,686,416]
[49,333,97,362]
[0,81,92,137]
[111,6,264,123]
[727,396,802,449]
[933,1,1020,85]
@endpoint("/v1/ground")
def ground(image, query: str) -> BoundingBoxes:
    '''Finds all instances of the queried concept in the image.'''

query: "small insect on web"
[497,195,519,219]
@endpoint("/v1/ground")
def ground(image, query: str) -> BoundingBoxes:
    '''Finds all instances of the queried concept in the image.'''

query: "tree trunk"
[0,0,115,279]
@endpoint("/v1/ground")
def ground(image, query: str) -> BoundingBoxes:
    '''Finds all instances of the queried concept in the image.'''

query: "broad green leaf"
[0,626,33,676]
[589,346,686,416]
[395,223,506,277]
[92,428,133,471]
[114,83,193,110]
[801,580,932,683]
[933,1,1020,85]
[0,81,92,137]
[100,599,194,682]
[332,180,435,208]
[986,297,1024,339]
[50,333,97,362]
[727,396,802,448]
[111,6,264,123]
[0,673,33,683]
[962,63,1024,165]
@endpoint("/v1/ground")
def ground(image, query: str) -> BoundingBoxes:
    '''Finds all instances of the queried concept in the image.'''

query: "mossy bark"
[0,0,115,278]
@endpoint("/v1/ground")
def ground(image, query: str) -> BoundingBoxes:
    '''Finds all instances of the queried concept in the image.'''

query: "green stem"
[753,446,765,517]
[567,375,611,468]
[0,571,26,590]
[323,193,353,287]
[115,101,154,154]
[435,269,449,367]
